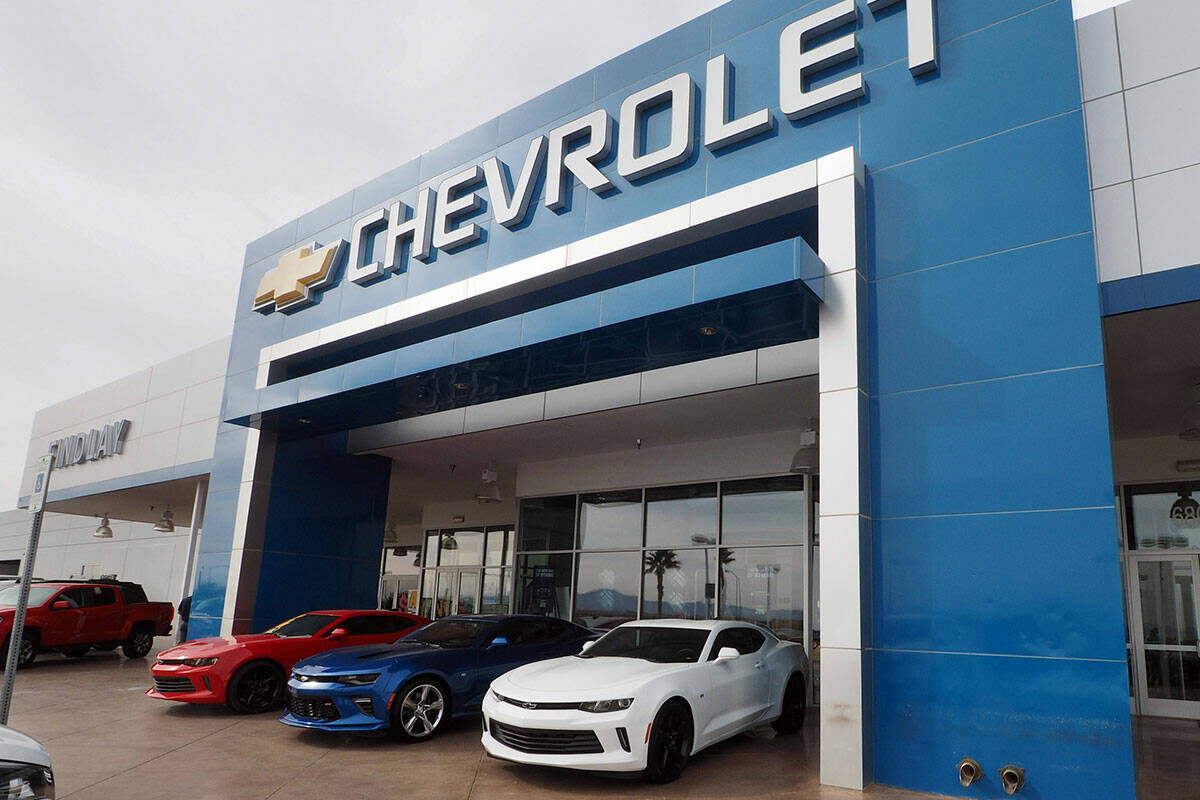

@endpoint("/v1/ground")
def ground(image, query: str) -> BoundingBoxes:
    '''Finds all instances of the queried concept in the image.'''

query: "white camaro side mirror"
[715,646,740,661]
[580,640,595,652]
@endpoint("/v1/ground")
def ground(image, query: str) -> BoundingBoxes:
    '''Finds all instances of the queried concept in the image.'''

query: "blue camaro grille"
[287,692,340,721]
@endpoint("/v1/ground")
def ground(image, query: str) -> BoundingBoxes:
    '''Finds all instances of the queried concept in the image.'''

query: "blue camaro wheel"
[389,678,448,742]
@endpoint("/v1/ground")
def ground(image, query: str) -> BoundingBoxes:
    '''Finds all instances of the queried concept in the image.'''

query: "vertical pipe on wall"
[177,477,207,642]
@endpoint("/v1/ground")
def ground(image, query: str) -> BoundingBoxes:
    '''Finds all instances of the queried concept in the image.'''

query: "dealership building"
[7,0,1200,795]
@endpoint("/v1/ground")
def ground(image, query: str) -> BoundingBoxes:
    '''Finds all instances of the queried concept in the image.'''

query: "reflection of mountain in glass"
[575,588,639,629]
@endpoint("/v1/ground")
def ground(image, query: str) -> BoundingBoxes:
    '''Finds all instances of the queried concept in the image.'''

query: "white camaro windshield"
[580,626,709,663]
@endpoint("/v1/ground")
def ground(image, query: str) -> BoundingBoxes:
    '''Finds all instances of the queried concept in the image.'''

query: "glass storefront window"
[418,570,434,619]
[482,568,510,614]
[718,545,804,642]
[645,483,717,548]
[722,476,806,545]
[438,528,484,566]
[1128,485,1200,550]
[519,496,577,551]
[641,547,716,620]
[423,531,439,567]
[574,551,640,629]
[579,490,643,549]
[485,527,514,566]
[516,553,573,618]
[434,571,455,618]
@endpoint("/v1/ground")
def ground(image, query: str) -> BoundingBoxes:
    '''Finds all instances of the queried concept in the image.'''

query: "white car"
[481,619,809,783]
[0,724,54,798]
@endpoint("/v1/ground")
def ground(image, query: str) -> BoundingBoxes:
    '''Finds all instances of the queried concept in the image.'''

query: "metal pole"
[176,479,207,643]
[1,455,53,724]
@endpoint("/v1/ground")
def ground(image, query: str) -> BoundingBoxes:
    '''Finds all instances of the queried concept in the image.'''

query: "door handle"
[754,661,763,669]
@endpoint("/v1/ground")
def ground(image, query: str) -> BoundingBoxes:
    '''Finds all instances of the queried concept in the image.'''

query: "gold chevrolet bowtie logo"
[252,240,345,313]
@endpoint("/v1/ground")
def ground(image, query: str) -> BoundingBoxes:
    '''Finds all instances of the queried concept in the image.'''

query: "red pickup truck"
[0,580,174,668]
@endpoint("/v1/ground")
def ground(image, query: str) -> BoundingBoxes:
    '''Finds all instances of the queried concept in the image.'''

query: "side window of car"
[501,620,550,646]
[91,587,117,606]
[56,588,88,608]
[337,616,376,636]
[392,616,420,634]
[707,630,735,660]
[733,627,766,655]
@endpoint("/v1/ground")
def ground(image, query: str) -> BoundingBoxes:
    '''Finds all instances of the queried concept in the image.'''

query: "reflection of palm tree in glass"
[717,548,735,616]
[644,550,681,617]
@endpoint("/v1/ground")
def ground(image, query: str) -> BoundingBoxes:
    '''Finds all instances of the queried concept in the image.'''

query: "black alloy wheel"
[226,661,286,713]
[643,700,693,783]
[771,673,807,735]
[389,679,448,742]
[121,627,154,659]
[3,634,37,669]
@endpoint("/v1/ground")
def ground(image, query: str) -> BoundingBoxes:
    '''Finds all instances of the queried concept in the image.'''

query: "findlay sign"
[253,0,937,314]
[47,419,131,469]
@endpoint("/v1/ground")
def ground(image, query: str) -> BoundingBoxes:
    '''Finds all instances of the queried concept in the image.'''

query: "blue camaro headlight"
[332,673,380,686]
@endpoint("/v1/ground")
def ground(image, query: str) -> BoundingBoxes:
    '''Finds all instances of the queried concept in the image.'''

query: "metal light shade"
[474,463,502,503]
[474,481,502,503]
[1181,403,1200,441]
[789,422,819,474]
[153,508,175,533]
[440,533,458,551]
[789,446,818,473]
[93,515,114,539]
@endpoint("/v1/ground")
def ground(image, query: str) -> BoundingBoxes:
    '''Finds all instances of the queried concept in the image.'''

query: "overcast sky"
[0,0,1121,509]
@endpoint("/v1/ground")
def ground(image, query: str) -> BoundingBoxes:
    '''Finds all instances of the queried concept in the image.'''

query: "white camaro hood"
[501,655,689,696]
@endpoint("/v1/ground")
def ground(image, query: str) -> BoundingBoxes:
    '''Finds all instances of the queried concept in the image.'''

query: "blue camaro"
[279,615,594,741]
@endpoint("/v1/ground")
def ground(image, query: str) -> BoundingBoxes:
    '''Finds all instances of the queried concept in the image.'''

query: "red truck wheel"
[2,634,36,669]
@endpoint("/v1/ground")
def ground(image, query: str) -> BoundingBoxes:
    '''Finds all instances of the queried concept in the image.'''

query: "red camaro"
[147,609,428,713]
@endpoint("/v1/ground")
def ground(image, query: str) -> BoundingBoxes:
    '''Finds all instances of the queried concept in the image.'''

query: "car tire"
[121,626,154,659]
[771,673,807,735]
[225,660,286,714]
[62,645,90,658]
[388,677,449,743]
[2,633,37,669]
[642,699,693,784]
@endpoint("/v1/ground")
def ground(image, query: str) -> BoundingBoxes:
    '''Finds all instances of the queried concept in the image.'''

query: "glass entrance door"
[432,569,481,618]
[1129,554,1200,718]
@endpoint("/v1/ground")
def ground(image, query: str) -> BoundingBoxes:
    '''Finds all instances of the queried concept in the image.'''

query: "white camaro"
[481,619,809,783]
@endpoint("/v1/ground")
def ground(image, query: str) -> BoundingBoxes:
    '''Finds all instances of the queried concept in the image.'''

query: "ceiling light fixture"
[440,533,459,551]
[789,418,819,474]
[153,507,175,533]
[1180,382,1200,441]
[474,463,502,504]
[93,515,114,539]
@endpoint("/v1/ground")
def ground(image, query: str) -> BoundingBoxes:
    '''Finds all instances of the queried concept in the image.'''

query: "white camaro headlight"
[577,698,633,713]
